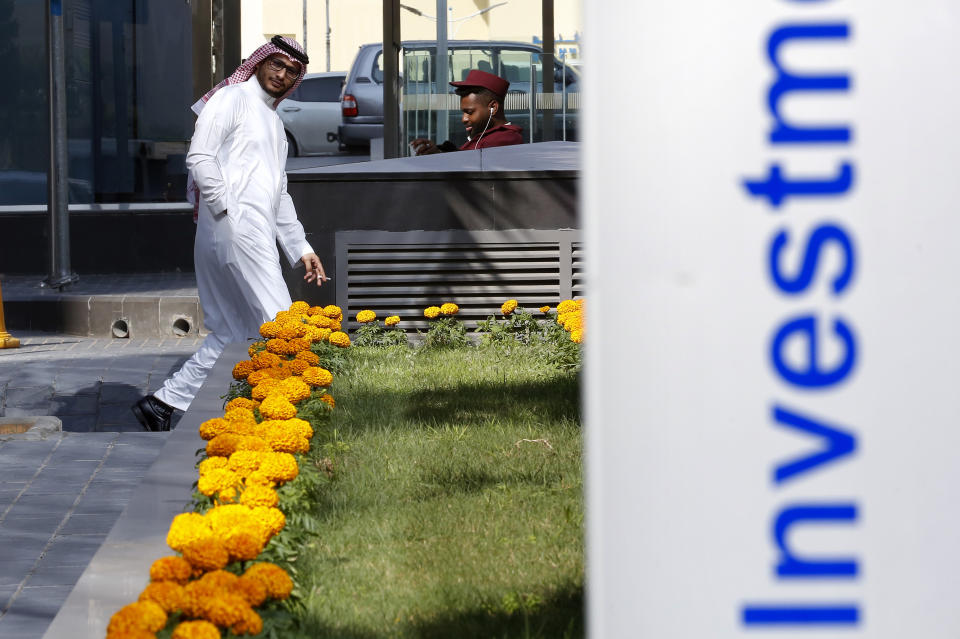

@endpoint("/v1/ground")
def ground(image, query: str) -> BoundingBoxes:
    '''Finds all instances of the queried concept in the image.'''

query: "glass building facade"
[0,0,195,205]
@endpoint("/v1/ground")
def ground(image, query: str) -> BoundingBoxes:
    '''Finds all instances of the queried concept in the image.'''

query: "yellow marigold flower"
[302,366,333,387]
[107,600,167,635]
[239,484,279,509]
[316,327,333,341]
[289,300,310,314]
[556,311,572,326]
[224,524,268,561]
[172,620,221,639]
[150,556,192,584]
[226,397,259,412]
[182,538,229,572]
[198,457,229,477]
[235,435,270,453]
[166,512,211,552]
[277,325,299,340]
[245,470,276,488]
[328,331,350,348]
[440,302,459,316]
[576,298,585,308]
[556,299,578,314]
[302,326,323,343]
[231,360,255,381]
[307,313,333,328]
[204,503,250,531]
[501,299,518,315]
[540,305,551,313]
[356,309,377,323]
[285,417,314,440]
[274,310,297,324]
[205,433,241,458]
[295,350,320,366]
[384,315,400,327]
[423,305,440,319]
[231,607,264,636]
[139,580,185,613]
[258,321,280,339]
[247,341,266,357]
[307,305,324,316]
[562,314,584,332]
[197,468,241,497]
[265,338,290,355]
[330,320,342,331]
[319,393,335,409]
[250,378,280,401]
[227,450,262,476]
[287,358,309,375]
[264,429,309,454]
[252,506,286,536]
[245,369,269,386]
[224,407,257,425]
[233,575,268,607]
[570,329,584,344]
[322,304,343,320]
[198,417,230,441]
[244,562,294,600]
[251,351,282,370]
[259,394,297,420]
[258,452,299,483]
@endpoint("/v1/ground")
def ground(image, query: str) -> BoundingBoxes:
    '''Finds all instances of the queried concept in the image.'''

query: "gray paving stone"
[25,562,89,587]
[0,559,34,586]
[7,493,79,517]
[39,460,101,477]
[1,515,64,536]
[49,395,99,415]
[95,404,137,425]
[1,585,74,638]
[0,488,23,509]
[58,415,97,432]
[21,477,87,496]
[40,535,106,566]
[98,384,145,405]
[58,513,117,536]
[0,584,17,612]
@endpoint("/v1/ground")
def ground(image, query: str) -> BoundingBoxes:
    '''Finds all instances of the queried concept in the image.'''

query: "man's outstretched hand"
[410,138,440,155]
[301,253,329,286]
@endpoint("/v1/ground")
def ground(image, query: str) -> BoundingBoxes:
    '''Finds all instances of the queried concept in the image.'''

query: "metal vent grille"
[572,241,585,298]
[336,230,582,332]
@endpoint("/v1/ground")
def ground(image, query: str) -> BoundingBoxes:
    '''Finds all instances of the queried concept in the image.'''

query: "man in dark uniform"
[410,69,523,154]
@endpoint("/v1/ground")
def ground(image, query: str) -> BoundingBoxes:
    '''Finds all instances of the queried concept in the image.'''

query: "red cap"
[450,69,509,100]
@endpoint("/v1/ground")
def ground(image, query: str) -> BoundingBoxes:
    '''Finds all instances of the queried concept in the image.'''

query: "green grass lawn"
[289,345,583,638]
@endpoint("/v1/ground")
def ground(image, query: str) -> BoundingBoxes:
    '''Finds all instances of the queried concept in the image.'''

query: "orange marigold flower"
[423,305,440,319]
[330,320,342,331]
[540,305,551,313]
[139,580,185,613]
[265,338,289,355]
[384,315,400,327]
[224,524,267,561]
[150,556,192,584]
[244,562,294,600]
[246,369,271,386]
[307,305,324,316]
[206,433,242,457]
[231,607,264,636]
[172,620,221,639]
[289,300,310,314]
[198,417,230,441]
[182,538,229,572]
[440,302,459,316]
[226,397,259,412]
[307,313,333,328]
[247,341,266,357]
[232,360,254,380]
[235,435,270,453]
[105,628,156,639]
[258,321,281,339]
[200,569,239,590]
[301,366,333,388]
[245,470,276,488]
[277,376,311,402]
[501,299,518,315]
[322,304,343,320]
[316,327,333,341]
[319,393,335,409]
[181,580,221,618]
[203,592,253,628]
[232,575,268,607]
[224,407,257,425]
[259,394,297,420]
[250,379,280,401]
[285,417,314,440]
[263,429,309,454]
[295,350,320,365]
[288,359,310,375]
[107,600,167,635]
[288,337,311,353]
[277,325,298,340]
[251,351,282,369]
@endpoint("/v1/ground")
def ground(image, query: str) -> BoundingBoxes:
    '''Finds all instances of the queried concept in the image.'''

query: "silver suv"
[338,40,580,151]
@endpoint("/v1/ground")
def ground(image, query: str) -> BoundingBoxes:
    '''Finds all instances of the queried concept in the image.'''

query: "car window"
[292,76,343,102]
[372,52,383,84]
[450,49,494,83]
[497,49,541,86]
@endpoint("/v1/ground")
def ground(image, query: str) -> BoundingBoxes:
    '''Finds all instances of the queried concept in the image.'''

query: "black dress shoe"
[132,395,174,432]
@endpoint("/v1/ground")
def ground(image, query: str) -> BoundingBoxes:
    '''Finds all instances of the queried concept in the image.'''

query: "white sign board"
[586,1,960,635]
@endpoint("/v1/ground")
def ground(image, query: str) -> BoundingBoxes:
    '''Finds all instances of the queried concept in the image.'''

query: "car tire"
[285,132,298,158]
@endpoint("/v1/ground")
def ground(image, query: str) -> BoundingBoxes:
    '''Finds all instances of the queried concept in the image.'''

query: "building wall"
[247,0,582,73]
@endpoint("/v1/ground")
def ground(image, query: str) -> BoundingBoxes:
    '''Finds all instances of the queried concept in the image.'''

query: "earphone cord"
[472,110,494,150]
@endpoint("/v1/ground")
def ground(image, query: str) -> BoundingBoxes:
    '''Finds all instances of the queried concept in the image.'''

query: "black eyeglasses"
[266,58,300,79]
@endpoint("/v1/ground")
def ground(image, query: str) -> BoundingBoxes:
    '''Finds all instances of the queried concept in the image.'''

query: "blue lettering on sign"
[740,2,861,630]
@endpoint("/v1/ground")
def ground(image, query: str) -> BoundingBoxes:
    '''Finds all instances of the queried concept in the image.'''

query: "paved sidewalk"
[0,432,166,638]
[0,332,203,431]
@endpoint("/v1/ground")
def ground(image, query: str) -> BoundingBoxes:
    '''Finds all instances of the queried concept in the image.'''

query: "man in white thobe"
[133,37,327,431]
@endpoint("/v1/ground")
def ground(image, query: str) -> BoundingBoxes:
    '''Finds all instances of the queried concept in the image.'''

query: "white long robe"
[155,76,313,411]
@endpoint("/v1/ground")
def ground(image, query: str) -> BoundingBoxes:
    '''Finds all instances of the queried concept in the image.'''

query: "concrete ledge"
[42,342,244,639]
[0,416,62,441]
